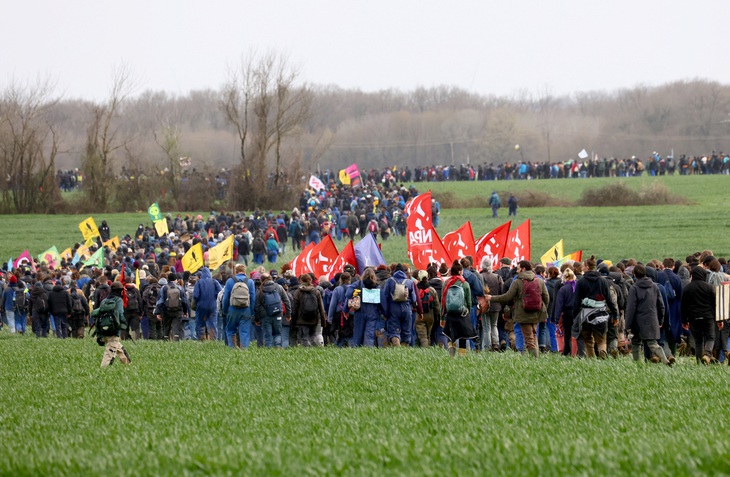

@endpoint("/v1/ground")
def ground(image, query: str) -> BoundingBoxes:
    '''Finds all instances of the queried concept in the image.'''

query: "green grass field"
[3,174,730,475]
[2,174,729,266]
[1,335,729,476]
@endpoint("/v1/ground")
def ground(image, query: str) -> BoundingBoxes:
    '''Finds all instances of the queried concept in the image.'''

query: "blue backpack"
[263,289,282,316]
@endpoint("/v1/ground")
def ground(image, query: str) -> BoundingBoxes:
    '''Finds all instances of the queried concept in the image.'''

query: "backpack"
[14,289,27,313]
[126,288,140,312]
[419,287,434,314]
[71,294,85,316]
[33,291,49,314]
[95,297,121,336]
[300,289,319,321]
[165,284,182,313]
[392,279,409,303]
[230,278,251,308]
[144,284,160,313]
[522,279,542,312]
[445,284,466,314]
[663,273,676,300]
[263,288,283,316]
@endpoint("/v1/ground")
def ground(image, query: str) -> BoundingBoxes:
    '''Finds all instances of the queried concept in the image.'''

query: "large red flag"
[328,240,357,280]
[474,221,511,268]
[309,235,339,279]
[406,192,435,270]
[289,242,315,277]
[120,265,128,308]
[443,221,476,263]
[505,219,531,267]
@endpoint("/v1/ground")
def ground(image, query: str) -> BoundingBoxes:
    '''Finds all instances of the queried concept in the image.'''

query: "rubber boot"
[448,342,456,358]
[390,336,401,347]
[529,348,539,358]
[458,347,467,357]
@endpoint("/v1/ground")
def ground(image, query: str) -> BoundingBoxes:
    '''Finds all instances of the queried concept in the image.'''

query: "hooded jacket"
[573,270,618,319]
[381,270,418,317]
[490,270,549,324]
[193,267,223,312]
[625,277,664,340]
[254,280,291,320]
[48,283,72,315]
[29,282,49,316]
[680,267,715,323]
[292,284,326,327]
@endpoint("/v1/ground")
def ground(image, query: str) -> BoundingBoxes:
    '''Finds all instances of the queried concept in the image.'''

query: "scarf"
[441,275,465,307]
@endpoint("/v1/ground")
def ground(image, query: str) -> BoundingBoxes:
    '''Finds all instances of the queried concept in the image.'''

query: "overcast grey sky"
[3,1,727,101]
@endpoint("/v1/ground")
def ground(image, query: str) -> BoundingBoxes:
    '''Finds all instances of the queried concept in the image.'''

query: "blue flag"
[354,233,386,274]
[7,257,13,271]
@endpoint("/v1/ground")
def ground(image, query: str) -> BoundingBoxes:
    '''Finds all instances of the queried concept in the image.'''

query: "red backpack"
[522,279,542,312]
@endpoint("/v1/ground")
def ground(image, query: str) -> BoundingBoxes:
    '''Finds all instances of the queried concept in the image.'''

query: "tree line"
[1,53,729,214]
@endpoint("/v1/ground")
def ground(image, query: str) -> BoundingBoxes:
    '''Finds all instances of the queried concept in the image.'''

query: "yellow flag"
[208,236,233,271]
[154,219,169,236]
[182,243,204,273]
[60,247,73,261]
[76,245,91,260]
[79,217,99,241]
[338,169,351,185]
[135,269,141,289]
[85,236,95,248]
[103,236,120,252]
[540,239,564,266]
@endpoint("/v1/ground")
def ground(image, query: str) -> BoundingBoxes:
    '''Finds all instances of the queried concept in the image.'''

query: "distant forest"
[46,78,730,172]
[2,54,729,213]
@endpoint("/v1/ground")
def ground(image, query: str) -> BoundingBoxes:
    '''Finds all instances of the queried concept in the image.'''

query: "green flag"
[148,203,163,223]
[83,248,105,268]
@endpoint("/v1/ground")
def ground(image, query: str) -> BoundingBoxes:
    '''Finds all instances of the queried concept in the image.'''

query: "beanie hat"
[9,275,17,284]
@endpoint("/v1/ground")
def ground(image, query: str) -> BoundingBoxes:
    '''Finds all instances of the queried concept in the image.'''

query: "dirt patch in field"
[578,182,691,207]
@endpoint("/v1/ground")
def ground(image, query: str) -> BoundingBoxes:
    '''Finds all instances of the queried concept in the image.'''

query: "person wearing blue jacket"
[345,268,384,347]
[381,264,418,347]
[193,267,222,340]
[328,272,352,347]
[221,263,256,348]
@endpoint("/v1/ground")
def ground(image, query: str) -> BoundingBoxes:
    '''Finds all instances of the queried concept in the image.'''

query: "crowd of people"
[2,204,728,368]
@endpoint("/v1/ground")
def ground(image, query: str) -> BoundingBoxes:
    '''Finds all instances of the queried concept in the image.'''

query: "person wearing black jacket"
[573,256,618,359]
[680,267,717,365]
[625,264,670,365]
[48,281,73,339]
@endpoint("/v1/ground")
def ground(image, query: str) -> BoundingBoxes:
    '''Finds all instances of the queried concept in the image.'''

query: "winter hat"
[9,275,17,284]
[158,278,168,286]
[500,257,512,265]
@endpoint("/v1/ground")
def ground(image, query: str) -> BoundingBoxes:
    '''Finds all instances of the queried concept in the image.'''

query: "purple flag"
[354,233,386,274]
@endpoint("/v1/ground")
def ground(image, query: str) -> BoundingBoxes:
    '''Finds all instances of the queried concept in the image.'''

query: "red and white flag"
[308,175,326,191]
[474,221,511,268]
[309,235,339,279]
[328,240,357,280]
[289,242,315,277]
[505,219,531,267]
[406,191,451,270]
[443,221,475,262]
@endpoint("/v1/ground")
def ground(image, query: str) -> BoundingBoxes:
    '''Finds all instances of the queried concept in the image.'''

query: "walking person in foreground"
[625,264,672,365]
[91,281,131,368]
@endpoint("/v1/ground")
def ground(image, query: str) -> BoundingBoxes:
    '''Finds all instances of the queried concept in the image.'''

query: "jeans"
[15,311,26,334]
[297,324,316,346]
[261,315,282,347]
[226,307,252,348]
[491,205,498,217]
[195,307,218,340]
[54,313,69,339]
[183,319,196,340]
[482,311,499,349]
[386,305,412,344]
[4,310,16,334]
[631,335,668,363]
[514,323,525,351]
[538,321,558,351]
[253,253,264,264]
[281,325,291,348]
[32,313,50,337]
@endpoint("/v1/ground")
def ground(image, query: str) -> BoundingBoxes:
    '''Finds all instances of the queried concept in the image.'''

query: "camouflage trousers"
[101,336,131,368]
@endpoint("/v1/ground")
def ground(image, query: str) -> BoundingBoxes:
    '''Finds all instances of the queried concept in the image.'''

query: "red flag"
[309,235,339,279]
[505,219,531,267]
[442,221,476,263]
[474,221,511,268]
[289,242,315,277]
[328,240,357,280]
[120,265,128,308]
[406,191,433,269]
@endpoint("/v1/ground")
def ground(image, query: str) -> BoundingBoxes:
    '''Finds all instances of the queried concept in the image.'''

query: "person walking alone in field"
[92,281,131,368]
[489,191,501,218]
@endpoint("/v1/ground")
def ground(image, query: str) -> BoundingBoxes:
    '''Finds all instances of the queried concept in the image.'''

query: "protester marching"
[2,179,730,368]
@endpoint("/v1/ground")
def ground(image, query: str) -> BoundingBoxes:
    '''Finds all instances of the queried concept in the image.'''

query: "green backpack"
[95,297,122,337]
[445,284,466,314]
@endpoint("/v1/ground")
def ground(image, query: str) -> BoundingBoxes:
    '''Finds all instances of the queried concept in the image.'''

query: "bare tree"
[0,77,62,213]
[221,51,314,208]
[81,65,137,208]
